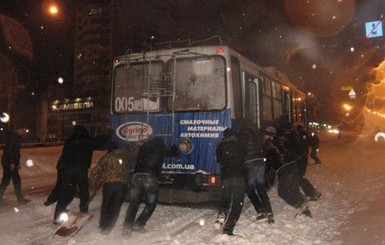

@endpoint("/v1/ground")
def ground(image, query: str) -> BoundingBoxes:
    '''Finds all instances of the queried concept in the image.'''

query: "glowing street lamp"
[342,103,353,117]
[342,103,352,112]
[48,4,59,16]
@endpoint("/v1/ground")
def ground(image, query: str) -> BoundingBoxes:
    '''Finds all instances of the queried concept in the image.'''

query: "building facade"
[46,0,178,141]
[47,0,116,141]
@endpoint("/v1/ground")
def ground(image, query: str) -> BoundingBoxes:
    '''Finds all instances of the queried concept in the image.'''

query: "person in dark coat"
[123,136,178,235]
[89,142,141,234]
[52,125,110,224]
[215,128,246,235]
[296,125,321,201]
[238,119,274,223]
[309,131,322,164]
[0,128,29,206]
[264,125,312,218]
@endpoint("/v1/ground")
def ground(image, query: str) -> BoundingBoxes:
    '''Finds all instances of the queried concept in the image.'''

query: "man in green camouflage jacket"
[90,143,141,234]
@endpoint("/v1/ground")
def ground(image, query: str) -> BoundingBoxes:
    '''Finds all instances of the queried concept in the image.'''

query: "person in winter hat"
[215,128,247,235]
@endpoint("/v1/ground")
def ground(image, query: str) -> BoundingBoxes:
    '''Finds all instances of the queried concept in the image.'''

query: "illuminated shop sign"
[51,99,94,111]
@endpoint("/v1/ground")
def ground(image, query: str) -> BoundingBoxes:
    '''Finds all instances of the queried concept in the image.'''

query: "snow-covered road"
[0,133,384,245]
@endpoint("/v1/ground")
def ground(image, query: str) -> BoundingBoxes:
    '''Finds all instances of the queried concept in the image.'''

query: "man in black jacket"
[309,131,322,164]
[52,125,110,224]
[215,128,246,235]
[123,136,178,235]
[238,119,274,224]
[0,128,29,206]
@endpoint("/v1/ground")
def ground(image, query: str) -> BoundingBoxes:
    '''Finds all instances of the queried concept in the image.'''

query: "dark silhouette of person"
[264,119,312,218]
[51,125,110,224]
[89,142,141,234]
[215,128,246,235]
[309,132,322,164]
[123,136,178,235]
[238,119,274,223]
[0,128,29,206]
[296,125,321,200]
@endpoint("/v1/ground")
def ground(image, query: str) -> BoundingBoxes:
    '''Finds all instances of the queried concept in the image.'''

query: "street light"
[47,4,59,16]
[49,5,58,15]
[342,103,352,112]
[342,103,352,117]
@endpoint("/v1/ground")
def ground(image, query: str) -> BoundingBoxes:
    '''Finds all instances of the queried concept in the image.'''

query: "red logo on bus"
[116,122,153,142]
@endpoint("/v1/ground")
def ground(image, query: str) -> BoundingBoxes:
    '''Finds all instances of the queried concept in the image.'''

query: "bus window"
[272,80,283,120]
[244,72,260,125]
[231,56,242,119]
[263,77,272,96]
[263,95,273,121]
[272,80,282,100]
[262,77,273,121]
[292,93,302,124]
[166,56,226,111]
[283,91,291,116]
[292,93,306,125]
[273,99,283,120]
[113,61,163,113]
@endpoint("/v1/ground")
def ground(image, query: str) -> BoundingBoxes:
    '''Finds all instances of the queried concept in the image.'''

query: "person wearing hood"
[50,125,111,224]
[238,119,274,224]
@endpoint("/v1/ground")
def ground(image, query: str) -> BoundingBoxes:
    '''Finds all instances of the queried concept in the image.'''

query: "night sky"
[1,0,385,125]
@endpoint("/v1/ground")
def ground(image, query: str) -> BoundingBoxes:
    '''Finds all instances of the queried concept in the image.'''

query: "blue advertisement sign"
[111,109,232,175]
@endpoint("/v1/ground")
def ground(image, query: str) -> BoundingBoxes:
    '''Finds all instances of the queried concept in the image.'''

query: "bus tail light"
[209,176,217,185]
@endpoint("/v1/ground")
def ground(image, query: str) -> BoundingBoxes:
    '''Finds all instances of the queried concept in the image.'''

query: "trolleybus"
[111,42,307,189]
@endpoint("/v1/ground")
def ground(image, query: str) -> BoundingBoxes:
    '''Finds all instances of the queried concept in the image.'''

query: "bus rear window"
[166,56,226,111]
[113,61,163,113]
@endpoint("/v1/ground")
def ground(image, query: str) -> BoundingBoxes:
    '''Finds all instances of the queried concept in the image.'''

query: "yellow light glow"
[342,103,352,111]
[49,5,58,15]
[282,85,290,91]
